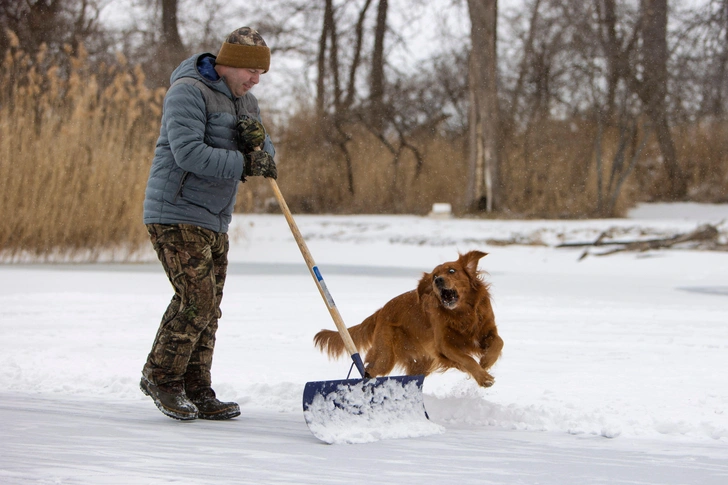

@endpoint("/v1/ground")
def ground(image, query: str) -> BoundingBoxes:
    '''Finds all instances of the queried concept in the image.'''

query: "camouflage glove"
[243,150,277,180]
[236,117,267,153]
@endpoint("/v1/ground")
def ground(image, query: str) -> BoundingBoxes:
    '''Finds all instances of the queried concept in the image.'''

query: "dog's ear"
[417,272,433,299]
[460,250,488,275]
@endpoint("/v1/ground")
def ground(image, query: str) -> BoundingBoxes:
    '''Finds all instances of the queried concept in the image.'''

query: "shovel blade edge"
[302,375,443,444]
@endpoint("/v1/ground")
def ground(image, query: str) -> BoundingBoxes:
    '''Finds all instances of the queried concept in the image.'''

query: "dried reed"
[0,33,164,261]
[2,35,725,262]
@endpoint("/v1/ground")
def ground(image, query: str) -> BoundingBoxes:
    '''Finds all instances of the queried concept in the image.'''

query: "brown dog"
[314,250,503,387]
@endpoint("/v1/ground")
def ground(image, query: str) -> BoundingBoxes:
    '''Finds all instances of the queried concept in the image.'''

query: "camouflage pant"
[142,223,229,398]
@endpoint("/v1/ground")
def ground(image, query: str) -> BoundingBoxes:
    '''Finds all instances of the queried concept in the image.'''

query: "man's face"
[220,66,263,97]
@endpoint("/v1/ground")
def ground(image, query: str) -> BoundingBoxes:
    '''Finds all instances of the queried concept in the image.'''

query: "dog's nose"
[434,276,445,288]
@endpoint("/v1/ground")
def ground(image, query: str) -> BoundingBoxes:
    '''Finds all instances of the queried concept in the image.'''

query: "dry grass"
[672,122,728,202]
[267,113,471,216]
[2,36,726,261]
[502,120,596,217]
[502,119,645,218]
[0,34,164,261]
[276,115,645,218]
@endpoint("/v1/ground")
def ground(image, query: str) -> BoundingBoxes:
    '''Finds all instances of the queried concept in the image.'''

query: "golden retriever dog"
[314,250,503,387]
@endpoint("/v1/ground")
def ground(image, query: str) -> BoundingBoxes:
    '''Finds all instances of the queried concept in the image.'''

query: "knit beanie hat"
[216,27,270,72]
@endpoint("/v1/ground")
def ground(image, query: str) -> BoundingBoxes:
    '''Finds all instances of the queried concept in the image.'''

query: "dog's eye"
[448,268,456,274]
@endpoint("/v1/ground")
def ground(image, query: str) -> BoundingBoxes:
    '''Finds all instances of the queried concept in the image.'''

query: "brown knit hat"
[216,27,270,72]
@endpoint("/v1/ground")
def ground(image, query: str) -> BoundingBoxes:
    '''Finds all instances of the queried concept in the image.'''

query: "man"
[140,27,277,420]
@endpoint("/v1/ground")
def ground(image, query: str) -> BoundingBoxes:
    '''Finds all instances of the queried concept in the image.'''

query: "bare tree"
[314,0,375,195]
[316,0,373,116]
[710,0,728,117]
[317,0,335,116]
[370,0,388,131]
[503,0,541,133]
[669,0,728,120]
[467,0,501,212]
[145,0,188,87]
[0,0,107,58]
[161,0,184,54]
[597,0,685,199]
[344,0,373,110]
[638,0,685,199]
[596,0,621,123]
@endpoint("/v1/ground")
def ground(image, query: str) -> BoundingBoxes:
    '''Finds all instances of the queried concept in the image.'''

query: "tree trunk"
[712,0,728,117]
[370,0,388,131]
[316,0,355,195]
[344,0,373,110]
[598,0,620,123]
[316,0,332,117]
[467,0,500,212]
[25,0,62,51]
[640,0,686,199]
[506,0,540,132]
[148,0,187,87]
[161,0,183,51]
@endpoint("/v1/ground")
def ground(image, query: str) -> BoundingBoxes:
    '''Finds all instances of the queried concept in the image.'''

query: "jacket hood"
[169,53,233,99]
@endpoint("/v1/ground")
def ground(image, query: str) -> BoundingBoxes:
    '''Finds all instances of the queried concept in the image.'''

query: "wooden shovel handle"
[267,178,366,377]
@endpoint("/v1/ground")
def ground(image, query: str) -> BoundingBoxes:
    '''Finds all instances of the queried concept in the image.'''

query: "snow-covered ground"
[1,203,727,484]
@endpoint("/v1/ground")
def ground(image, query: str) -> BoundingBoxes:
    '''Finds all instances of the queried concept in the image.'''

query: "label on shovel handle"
[313,266,336,309]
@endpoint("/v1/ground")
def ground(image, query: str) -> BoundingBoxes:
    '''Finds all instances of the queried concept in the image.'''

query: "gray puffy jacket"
[143,53,275,233]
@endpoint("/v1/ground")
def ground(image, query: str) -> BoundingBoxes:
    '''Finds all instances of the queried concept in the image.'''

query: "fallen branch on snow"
[557,223,727,260]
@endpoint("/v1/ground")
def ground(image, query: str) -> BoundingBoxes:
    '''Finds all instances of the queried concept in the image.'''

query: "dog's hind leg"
[363,344,397,377]
[362,325,398,377]
[404,355,435,376]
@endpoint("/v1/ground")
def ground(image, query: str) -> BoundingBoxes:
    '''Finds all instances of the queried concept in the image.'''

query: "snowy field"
[1,202,727,484]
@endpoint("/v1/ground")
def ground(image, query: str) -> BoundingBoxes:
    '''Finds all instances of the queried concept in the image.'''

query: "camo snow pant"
[142,224,229,398]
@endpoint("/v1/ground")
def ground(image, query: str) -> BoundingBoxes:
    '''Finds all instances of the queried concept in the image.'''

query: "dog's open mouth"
[439,288,459,309]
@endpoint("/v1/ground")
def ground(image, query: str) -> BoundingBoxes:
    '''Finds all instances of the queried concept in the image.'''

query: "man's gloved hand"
[243,150,277,180]
[236,117,267,153]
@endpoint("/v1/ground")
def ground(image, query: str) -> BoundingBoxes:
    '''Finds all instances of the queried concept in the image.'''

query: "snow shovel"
[267,178,442,444]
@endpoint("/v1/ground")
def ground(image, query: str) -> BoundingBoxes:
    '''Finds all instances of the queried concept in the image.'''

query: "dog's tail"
[313,314,377,359]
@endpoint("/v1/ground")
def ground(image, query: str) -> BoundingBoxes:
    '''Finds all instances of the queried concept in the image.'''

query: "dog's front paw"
[476,372,495,388]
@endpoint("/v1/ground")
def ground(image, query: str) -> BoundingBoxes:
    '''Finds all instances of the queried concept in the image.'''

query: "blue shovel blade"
[302,375,442,444]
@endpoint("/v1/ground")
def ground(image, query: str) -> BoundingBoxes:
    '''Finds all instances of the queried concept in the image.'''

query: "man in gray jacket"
[140,27,276,420]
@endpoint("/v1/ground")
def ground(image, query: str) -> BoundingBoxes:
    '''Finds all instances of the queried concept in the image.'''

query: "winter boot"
[188,388,240,420]
[140,376,198,421]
